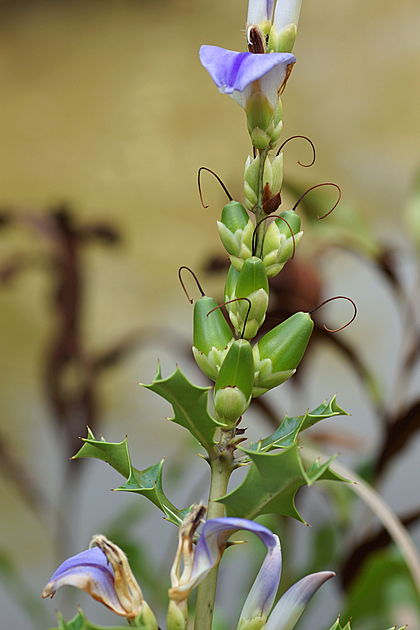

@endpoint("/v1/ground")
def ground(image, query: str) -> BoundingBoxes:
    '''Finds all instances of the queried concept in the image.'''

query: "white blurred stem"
[302,446,420,592]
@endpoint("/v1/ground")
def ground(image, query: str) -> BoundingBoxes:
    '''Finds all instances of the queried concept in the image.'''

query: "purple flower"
[169,511,334,630]
[247,0,275,27]
[42,535,156,625]
[199,45,295,109]
[169,514,281,616]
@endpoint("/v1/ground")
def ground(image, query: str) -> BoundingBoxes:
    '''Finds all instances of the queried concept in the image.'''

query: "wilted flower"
[42,535,157,628]
[168,510,333,630]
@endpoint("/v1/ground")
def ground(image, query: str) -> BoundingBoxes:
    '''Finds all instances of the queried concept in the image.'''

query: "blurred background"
[0,1,419,629]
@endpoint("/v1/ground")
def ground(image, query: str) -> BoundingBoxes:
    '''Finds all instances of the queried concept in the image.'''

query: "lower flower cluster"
[43,511,334,630]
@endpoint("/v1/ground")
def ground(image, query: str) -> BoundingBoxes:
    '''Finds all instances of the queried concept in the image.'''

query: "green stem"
[194,437,234,630]
[254,148,269,258]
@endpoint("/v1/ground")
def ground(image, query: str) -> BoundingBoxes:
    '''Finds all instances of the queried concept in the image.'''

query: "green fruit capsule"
[217,201,253,272]
[192,295,234,381]
[262,210,303,278]
[225,257,269,340]
[253,311,314,396]
[214,339,254,428]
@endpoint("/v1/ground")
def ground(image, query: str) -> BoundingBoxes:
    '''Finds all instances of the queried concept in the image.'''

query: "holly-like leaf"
[73,430,186,526]
[247,396,348,452]
[115,460,190,526]
[218,445,343,522]
[72,428,130,477]
[326,622,406,630]
[327,620,352,630]
[301,396,349,430]
[51,610,129,630]
[142,364,219,452]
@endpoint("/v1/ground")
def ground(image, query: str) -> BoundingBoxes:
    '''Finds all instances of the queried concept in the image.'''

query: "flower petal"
[189,517,281,616]
[264,571,335,630]
[247,0,275,26]
[42,547,127,617]
[199,46,295,107]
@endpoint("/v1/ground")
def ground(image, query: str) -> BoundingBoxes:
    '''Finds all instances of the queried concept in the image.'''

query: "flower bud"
[268,23,298,53]
[192,295,234,380]
[225,257,269,340]
[214,339,254,427]
[244,153,283,213]
[167,600,187,630]
[253,312,313,396]
[268,0,302,52]
[217,201,254,271]
[262,210,303,277]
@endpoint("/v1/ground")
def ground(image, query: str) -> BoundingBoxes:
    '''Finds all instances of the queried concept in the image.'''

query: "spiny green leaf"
[247,414,306,452]
[72,428,131,477]
[142,365,219,452]
[302,396,349,431]
[327,618,352,630]
[115,459,190,526]
[326,621,406,630]
[73,430,186,526]
[247,396,348,452]
[50,610,132,630]
[219,445,344,522]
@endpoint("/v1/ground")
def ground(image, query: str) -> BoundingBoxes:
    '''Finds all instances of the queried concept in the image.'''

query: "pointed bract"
[264,571,335,630]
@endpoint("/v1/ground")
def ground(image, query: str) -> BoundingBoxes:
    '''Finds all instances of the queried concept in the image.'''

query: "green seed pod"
[214,339,254,427]
[217,201,254,271]
[253,311,314,396]
[262,210,303,278]
[225,257,269,340]
[192,295,234,381]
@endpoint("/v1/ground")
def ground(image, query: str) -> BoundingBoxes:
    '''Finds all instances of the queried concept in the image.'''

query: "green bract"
[216,200,254,271]
[213,339,254,427]
[225,257,269,340]
[262,210,303,277]
[253,311,314,396]
[192,295,234,380]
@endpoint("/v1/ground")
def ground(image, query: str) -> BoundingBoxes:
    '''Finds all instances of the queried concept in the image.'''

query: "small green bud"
[246,91,275,136]
[166,600,187,630]
[271,154,284,196]
[250,127,271,150]
[268,23,297,53]
[253,312,313,396]
[192,295,234,380]
[262,210,303,277]
[214,339,254,427]
[217,201,254,271]
[225,257,269,340]
[237,617,266,630]
[136,602,159,630]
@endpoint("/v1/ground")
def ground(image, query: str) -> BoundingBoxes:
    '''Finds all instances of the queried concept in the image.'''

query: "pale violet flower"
[247,0,275,28]
[199,45,295,109]
[168,513,334,630]
[273,0,303,31]
[169,514,281,616]
[42,534,157,627]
